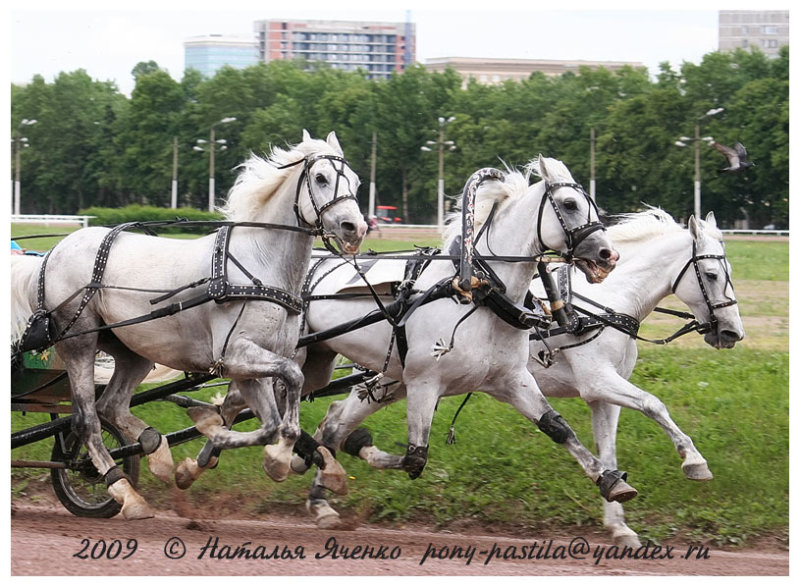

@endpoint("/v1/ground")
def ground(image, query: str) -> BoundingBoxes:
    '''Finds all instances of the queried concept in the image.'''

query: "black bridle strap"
[536,181,605,260]
[284,155,359,243]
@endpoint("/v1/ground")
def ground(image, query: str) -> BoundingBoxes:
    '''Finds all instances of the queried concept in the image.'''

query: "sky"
[8,0,776,97]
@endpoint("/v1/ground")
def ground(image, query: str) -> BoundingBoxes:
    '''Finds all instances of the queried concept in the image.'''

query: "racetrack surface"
[10,499,788,576]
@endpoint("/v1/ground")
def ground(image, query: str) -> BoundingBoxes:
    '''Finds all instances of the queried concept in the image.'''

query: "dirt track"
[10,497,788,576]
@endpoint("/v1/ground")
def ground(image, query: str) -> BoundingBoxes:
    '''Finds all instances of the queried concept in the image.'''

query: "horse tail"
[10,254,42,343]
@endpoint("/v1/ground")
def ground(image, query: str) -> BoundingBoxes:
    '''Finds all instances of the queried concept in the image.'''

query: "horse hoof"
[608,480,638,503]
[147,436,175,483]
[307,499,341,529]
[290,454,310,475]
[682,461,713,481]
[187,406,223,432]
[121,500,156,520]
[175,458,199,490]
[108,479,155,520]
[316,511,342,529]
[317,447,349,496]
[613,532,642,548]
[263,446,290,482]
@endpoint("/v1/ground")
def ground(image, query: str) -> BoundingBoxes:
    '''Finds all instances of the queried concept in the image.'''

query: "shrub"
[78,205,224,234]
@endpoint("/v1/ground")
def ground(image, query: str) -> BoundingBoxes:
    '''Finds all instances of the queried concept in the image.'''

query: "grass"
[10,225,789,546]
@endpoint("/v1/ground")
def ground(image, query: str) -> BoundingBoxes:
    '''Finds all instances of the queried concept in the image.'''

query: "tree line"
[10,47,788,228]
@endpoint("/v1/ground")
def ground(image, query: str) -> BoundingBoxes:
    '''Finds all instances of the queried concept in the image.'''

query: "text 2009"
[73,539,138,560]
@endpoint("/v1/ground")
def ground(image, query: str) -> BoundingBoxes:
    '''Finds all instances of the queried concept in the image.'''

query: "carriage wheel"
[50,417,140,518]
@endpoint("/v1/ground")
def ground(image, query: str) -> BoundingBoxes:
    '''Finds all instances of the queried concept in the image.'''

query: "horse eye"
[704,272,718,281]
[563,198,579,211]
[315,173,329,186]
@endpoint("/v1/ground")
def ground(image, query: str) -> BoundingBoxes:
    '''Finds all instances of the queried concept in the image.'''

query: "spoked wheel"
[50,417,140,518]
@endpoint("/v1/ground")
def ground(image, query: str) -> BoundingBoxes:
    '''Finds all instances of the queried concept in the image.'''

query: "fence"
[10,215,94,228]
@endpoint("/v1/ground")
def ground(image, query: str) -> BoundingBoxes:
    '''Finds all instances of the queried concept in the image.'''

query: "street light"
[195,116,236,211]
[421,115,456,227]
[675,107,724,219]
[12,118,37,216]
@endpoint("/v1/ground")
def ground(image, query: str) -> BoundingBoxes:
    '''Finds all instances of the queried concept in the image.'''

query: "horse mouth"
[574,258,612,284]
[341,242,360,255]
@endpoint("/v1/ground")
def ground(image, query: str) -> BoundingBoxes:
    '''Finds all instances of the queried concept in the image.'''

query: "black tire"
[50,417,140,518]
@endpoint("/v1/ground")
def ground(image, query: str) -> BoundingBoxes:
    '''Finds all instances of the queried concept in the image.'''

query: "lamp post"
[12,118,37,215]
[171,136,179,209]
[421,116,456,228]
[589,126,596,199]
[195,116,236,211]
[675,107,724,219]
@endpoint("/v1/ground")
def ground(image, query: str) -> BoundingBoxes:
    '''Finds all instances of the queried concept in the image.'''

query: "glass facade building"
[184,34,259,78]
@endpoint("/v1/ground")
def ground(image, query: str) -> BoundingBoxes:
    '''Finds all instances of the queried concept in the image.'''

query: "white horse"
[10,131,367,520]
[274,155,635,527]
[527,208,744,545]
[308,208,744,540]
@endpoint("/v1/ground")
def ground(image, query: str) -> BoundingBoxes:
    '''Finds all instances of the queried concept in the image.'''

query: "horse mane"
[606,207,685,243]
[442,165,531,248]
[219,137,340,221]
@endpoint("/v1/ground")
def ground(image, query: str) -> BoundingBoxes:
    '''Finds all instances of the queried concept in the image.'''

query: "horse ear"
[326,131,342,154]
[688,215,700,240]
[537,154,549,180]
[302,129,312,142]
[705,211,717,229]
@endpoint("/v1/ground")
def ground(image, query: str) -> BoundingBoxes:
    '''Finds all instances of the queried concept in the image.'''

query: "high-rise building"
[718,10,789,57]
[253,19,416,80]
[184,34,259,78]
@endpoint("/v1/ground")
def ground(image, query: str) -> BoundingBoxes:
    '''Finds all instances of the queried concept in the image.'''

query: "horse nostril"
[721,329,743,343]
[341,221,356,235]
[599,248,618,262]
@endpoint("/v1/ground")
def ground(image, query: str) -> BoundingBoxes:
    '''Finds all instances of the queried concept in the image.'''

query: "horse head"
[294,130,367,254]
[534,155,618,283]
[673,212,745,349]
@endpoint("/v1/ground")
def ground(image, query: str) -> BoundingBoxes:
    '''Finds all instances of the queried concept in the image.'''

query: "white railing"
[10,214,94,228]
[721,229,789,237]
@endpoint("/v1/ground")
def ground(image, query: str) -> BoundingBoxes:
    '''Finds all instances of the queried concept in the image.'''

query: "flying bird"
[710,141,754,173]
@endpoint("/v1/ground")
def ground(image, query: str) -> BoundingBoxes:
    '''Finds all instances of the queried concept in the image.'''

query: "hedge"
[78,205,224,234]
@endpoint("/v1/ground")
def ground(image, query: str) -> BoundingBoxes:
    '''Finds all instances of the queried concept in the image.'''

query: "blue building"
[184,34,259,78]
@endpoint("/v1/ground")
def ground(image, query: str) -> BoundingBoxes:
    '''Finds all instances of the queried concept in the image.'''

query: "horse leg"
[175,386,248,489]
[303,383,407,528]
[96,338,173,483]
[584,372,712,481]
[188,340,305,481]
[58,335,154,520]
[401,381,443,480]
[589,400,641,548]
[497,370,638,503]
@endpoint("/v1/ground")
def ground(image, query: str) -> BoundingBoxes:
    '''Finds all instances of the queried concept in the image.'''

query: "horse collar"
[208,225,303,314]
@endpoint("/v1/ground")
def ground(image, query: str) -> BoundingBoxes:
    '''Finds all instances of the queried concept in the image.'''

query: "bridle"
[537,181,606,261]
[280,154,359,235]
[671,240,738,334]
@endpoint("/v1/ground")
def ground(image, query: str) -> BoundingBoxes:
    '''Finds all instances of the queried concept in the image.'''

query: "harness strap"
[57,223,132,340]
[208,225,303,313]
